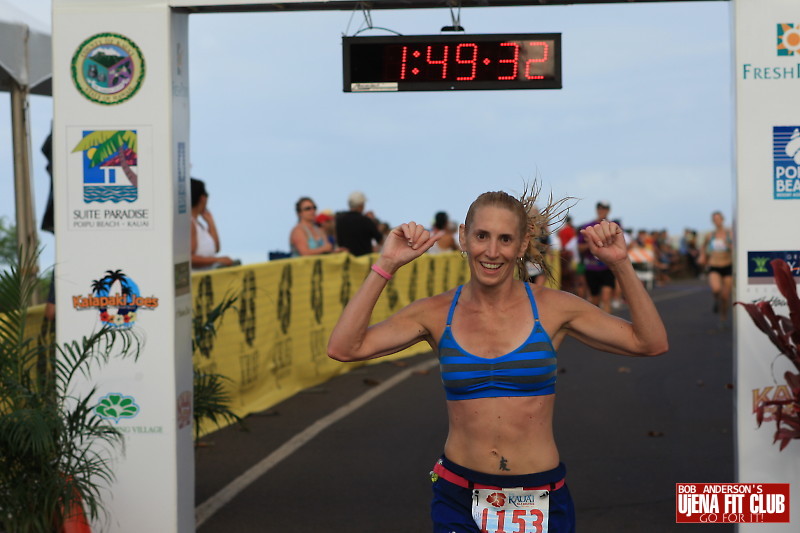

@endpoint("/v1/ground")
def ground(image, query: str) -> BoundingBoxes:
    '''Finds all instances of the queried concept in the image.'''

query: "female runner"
[699,211,733,325]
[328,189,668,532]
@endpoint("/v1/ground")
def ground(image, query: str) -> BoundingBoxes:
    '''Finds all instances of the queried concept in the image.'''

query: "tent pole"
[11,78,40,303]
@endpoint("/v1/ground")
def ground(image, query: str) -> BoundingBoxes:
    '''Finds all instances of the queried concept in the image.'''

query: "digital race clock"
[343,33,562,92]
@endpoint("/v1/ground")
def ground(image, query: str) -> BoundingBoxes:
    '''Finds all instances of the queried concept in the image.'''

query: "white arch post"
[733,0,800,530]
[52,1,192,531]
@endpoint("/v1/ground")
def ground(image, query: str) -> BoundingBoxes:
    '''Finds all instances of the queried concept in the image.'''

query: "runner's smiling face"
[461,205,528,285]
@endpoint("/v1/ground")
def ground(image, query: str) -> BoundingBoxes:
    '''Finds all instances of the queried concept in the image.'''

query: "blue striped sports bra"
[438,283,558,401]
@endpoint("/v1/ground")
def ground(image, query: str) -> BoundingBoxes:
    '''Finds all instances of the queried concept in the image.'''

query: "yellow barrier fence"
[191,251,469,425]
[19,250,559,435]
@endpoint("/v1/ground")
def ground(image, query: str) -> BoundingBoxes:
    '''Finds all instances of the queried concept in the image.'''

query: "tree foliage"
[0,216,17,266]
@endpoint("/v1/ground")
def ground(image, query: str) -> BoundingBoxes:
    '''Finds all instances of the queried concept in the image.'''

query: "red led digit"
[497,42,520,80]
[455,43,478,81]
[400,45,409,80]
[426,44,449,79]
[524,41,549,80]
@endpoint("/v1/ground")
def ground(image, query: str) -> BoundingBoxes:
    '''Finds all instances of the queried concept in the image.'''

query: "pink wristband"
[371,264,393,281]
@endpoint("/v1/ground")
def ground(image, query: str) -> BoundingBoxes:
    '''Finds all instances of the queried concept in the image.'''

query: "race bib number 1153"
[472,488,550,533]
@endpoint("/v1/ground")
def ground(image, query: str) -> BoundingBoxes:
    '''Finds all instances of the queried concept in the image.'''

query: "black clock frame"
[343,33,562,92]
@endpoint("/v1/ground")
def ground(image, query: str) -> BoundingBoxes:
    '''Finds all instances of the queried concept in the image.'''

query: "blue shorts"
[431,456,575,533]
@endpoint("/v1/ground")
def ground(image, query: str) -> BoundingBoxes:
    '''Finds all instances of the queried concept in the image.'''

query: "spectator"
[315,210,338,250]
[335,191,383,256]
[191,178,236,270]
[525,205,552,286]
[654,230,679,285]
[557,216,579,294]
[578,201,616,313]
[289,197,334,257]
[428,211,459,254]
[680,229,701,278]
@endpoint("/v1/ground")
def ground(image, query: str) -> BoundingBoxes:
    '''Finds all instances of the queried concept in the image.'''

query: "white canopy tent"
[0,0,51,279]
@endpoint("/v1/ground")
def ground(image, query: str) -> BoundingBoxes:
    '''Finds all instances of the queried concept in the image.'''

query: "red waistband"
[432,462,565,492]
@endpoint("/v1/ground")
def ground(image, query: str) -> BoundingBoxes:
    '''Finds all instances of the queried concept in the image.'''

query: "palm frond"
[0,250,139,531]
[193,368,245,442]
[192,293,237,356]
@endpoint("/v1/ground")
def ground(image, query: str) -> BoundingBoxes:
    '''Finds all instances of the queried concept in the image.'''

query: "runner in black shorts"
[699,211,733,325]
[578,201,617,313]
[584,268,616,299]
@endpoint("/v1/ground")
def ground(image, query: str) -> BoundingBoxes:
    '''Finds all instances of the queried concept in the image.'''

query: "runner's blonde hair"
[464,182,574,282]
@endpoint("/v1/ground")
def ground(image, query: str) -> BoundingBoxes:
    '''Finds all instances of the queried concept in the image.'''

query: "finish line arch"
[49,1,798,531]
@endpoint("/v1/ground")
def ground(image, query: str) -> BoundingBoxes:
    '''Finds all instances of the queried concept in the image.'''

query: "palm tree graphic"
[91,270,129,310]
[72,130,138,187]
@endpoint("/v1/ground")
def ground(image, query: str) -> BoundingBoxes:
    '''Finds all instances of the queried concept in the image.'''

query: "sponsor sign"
[72,269,159,328]
[71,32,145,105]
[747,251,800,284]
[94,392,163,436]
[773,126,800,199]
[676,483,790,523]
[777,24,800,56]
[753,382,797,424]
[67,127,154,230]
[741,24,800,81]
[95,392,140,423]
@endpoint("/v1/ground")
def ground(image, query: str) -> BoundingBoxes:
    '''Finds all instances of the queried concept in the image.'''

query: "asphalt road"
[195,278,735,532]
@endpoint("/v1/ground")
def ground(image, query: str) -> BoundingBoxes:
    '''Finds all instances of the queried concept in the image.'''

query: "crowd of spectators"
[282,192,467,262]
[281,193,706,303]
[283,190,392,258]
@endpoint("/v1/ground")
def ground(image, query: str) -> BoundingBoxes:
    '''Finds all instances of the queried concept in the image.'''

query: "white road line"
[195,357,439,528]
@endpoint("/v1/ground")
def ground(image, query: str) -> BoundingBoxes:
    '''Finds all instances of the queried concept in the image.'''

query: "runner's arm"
[327,222,441,362]
[565,222,668,357]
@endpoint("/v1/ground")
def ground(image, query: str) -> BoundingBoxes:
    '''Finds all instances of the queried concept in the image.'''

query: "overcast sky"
[1,0,733,267]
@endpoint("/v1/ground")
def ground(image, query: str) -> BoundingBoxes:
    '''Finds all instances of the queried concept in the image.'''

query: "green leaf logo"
[95,392,140,423]
[752,256,770,273]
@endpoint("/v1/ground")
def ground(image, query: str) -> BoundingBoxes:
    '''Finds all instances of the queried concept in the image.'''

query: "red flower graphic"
[486,492,506,508]
[736,258,800,451]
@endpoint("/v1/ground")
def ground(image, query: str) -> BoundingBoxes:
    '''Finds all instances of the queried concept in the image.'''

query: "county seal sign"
[72,33,145,105]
